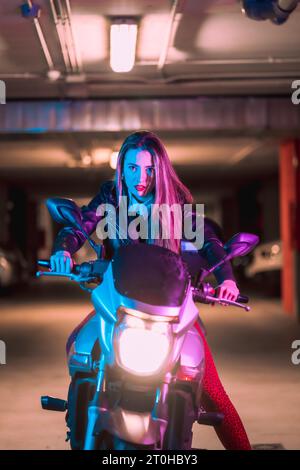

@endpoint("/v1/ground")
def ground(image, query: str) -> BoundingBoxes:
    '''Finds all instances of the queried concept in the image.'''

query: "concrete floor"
[0,279,299,450]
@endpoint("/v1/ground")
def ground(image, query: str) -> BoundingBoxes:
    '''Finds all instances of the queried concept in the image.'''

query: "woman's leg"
[194,322,251,450]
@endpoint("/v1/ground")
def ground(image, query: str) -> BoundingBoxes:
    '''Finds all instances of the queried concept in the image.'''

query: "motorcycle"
[37,197,259,450]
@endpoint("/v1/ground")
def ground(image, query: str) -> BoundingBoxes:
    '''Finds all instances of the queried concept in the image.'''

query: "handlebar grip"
[237,294,248,304]
[193,289,249,305]
[192,291,210,304]
[37,259,80,274]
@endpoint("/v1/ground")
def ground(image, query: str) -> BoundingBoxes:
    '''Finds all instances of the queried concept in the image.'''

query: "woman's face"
[123,148,155,201]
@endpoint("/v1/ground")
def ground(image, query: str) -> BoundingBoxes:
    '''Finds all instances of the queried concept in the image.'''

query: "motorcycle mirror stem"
[46,198,103,259]
[197,232,259,284]
[73,221,103,259]
[197,254,229,284]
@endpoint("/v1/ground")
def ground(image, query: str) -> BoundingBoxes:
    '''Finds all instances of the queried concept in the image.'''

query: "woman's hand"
[50,250,73,274]
[216,279,239,306]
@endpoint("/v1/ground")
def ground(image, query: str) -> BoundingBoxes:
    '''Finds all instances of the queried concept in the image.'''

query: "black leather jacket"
[52,180,235,284]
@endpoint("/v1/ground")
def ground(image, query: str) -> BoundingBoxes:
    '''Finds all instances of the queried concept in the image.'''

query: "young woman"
[50,131,251,450]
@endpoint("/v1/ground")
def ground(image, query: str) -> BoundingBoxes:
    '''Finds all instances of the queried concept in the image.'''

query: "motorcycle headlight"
[115,312,173,376]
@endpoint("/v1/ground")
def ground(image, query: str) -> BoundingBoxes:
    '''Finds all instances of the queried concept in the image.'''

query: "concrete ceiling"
[0,1,289,180]
[0,133,278,174]
[0,0,299,98]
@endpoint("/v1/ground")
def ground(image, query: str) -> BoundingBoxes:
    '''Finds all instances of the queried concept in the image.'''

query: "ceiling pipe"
[64,0,82,71]
[23,1,55,71]
[49,0,82,73]
[229,141,268,165]
[157,0,180,70]
[49,0,71,72]
[2,57,300,82]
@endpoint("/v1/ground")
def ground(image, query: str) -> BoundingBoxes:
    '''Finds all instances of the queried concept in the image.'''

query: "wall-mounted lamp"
[110,151,119,169]
[110,19,138,73]
[47,69,61,81]
[81,153,93,166]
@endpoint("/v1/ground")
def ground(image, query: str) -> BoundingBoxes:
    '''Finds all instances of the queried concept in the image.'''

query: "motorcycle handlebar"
[237,294,249,304]
[37,259,81,274]
[37,259,109,278]
[192,292,248,304]
[38,260,249,306]
[192,287,249,310]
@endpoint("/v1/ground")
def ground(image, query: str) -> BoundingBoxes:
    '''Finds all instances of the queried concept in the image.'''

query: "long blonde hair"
[115,131,193,253]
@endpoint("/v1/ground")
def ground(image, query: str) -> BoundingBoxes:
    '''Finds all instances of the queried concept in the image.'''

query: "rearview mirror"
[46,197,103,258]
[224,233,259,259]
[46,198,83,229]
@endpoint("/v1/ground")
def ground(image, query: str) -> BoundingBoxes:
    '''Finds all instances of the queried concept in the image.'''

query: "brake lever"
[36,270,98,285]
[35,270,87,281]
[205,295,251,312]
[36,271,73,278]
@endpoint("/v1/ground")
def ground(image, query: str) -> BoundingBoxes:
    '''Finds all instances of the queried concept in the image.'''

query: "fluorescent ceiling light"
[110,21,138,73]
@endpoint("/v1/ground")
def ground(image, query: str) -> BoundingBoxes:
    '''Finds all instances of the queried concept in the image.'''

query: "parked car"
[245,240,282,277]
[245,240,282,297]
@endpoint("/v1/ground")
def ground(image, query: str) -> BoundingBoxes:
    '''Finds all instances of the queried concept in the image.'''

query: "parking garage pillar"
[0,183,9,246]
[279,140,300,319]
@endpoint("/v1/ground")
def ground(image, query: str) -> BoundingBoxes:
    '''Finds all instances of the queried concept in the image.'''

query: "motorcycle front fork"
[83,368,173,451]
[83,355,106,450]
[82,367,200,451]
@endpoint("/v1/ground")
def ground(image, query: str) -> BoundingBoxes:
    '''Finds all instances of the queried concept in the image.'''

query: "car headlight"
[115,312,173,376]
